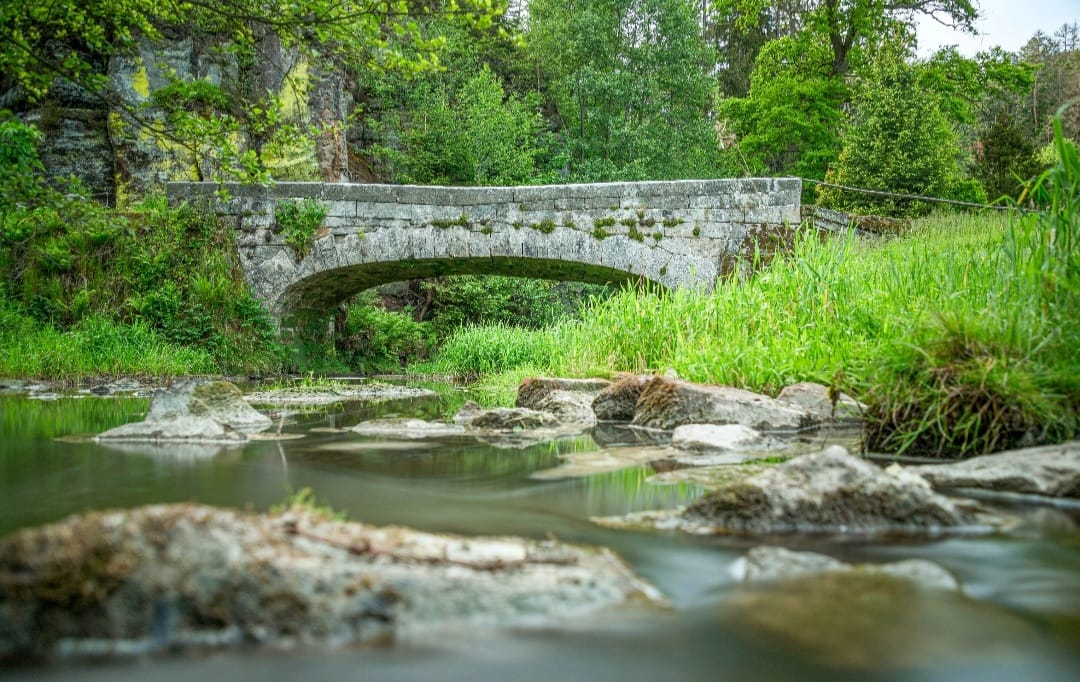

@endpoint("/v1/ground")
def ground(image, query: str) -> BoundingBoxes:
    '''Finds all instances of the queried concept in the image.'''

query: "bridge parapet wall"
[167,179,801,315]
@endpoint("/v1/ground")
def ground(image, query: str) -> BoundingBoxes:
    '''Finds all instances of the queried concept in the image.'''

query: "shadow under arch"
[277,256,670,315]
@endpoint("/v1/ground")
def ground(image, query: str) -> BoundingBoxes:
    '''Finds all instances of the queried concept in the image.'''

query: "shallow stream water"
[2,387,1079,681]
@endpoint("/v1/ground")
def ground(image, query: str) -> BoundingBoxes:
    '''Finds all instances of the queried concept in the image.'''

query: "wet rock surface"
[532,390,598,426]
[95,380,271,443]
[725,570,1037,670]
[682,446,979,535]
[671,424,785,455]
[0,504,662,661]
[631,377,815,432]
[909,441,1080,499]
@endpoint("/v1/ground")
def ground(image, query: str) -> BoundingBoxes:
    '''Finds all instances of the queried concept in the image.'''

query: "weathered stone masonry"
[167,178,802,318]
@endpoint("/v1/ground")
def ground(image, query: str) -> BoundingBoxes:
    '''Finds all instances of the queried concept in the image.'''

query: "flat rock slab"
[94,415,247,444]
[909,441,1080,498]
[598,446,1001,537]
[725,570,1037,670]
[351,418,467,440]
[94,379,270,444]
[0,504,662,661]
[531,446,672,479]
[671,424,785,457]
[245,384,437,406]
[632,377,815,432]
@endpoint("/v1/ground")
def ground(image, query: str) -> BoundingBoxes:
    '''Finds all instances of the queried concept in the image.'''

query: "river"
[2,387,1079,681]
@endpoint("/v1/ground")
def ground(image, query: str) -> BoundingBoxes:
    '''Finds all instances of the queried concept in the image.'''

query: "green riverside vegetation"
[426,118,1079,457]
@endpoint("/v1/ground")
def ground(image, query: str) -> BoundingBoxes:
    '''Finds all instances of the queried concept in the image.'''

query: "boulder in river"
[95,379,270,443]
[516,377,611,410]
[908,441,1080,499]
[683,446,977,535]
[0,504,662,661]
[671,424,784,455]
[775,382,866,423]
[591,374,651,422]
[533,390,598,426]
[631,377,815,432]
[596,446,996,537]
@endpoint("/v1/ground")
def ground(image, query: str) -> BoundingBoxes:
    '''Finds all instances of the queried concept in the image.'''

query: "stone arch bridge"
[167,179,802,319]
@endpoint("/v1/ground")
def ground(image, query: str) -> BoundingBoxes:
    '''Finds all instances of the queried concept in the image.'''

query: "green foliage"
[271,487,346,522]
[0,118,47,204]
[0,178,284,377]
[369,65,546,186]
[526,0,721,181]
[424,324,558,380]
[274,199,327,261]
[421,276,574,336]
[339,292,435,372]
[0,301,217,378]
[718,35,844,179]
[862,110,1080,456]
[817,52,972,216]
[975,112,1042,202]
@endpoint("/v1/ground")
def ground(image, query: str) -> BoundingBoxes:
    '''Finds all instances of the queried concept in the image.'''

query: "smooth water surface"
[2,390,1079,681]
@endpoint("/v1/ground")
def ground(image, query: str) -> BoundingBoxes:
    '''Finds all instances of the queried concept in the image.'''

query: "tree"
[369,66,546,185]
[715,0,978,77]
[526,0,720,181]
[818,46,975,216]
[717,32,844,179]
[974,111,1041,202]
[0,1,500,183]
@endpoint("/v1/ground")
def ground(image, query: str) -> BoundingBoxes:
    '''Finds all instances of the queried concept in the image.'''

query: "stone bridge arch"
[167,179,802,319]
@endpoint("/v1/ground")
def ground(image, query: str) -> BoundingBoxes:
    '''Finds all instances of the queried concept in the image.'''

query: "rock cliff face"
[18,28,320,203]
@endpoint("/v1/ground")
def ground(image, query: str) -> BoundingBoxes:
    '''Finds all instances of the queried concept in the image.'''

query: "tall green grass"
[418,323,558,381]
[548,212,1008,396]
[0,304,216,379]
[863,111,1080,456]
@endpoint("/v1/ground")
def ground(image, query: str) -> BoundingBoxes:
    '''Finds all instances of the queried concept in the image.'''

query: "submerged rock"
[95,380,270,443]
[776,382,866,423]
[0,504,662,661]
[351,418,467,440]
[631,377,815,432]
[725,570,1035,670]
[735,546,960,591]
[591,374,651,422]
[516,377,611,411]
[909,441,1080,499]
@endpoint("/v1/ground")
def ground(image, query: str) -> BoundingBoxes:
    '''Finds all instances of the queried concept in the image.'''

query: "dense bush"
[0,119,283,377]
